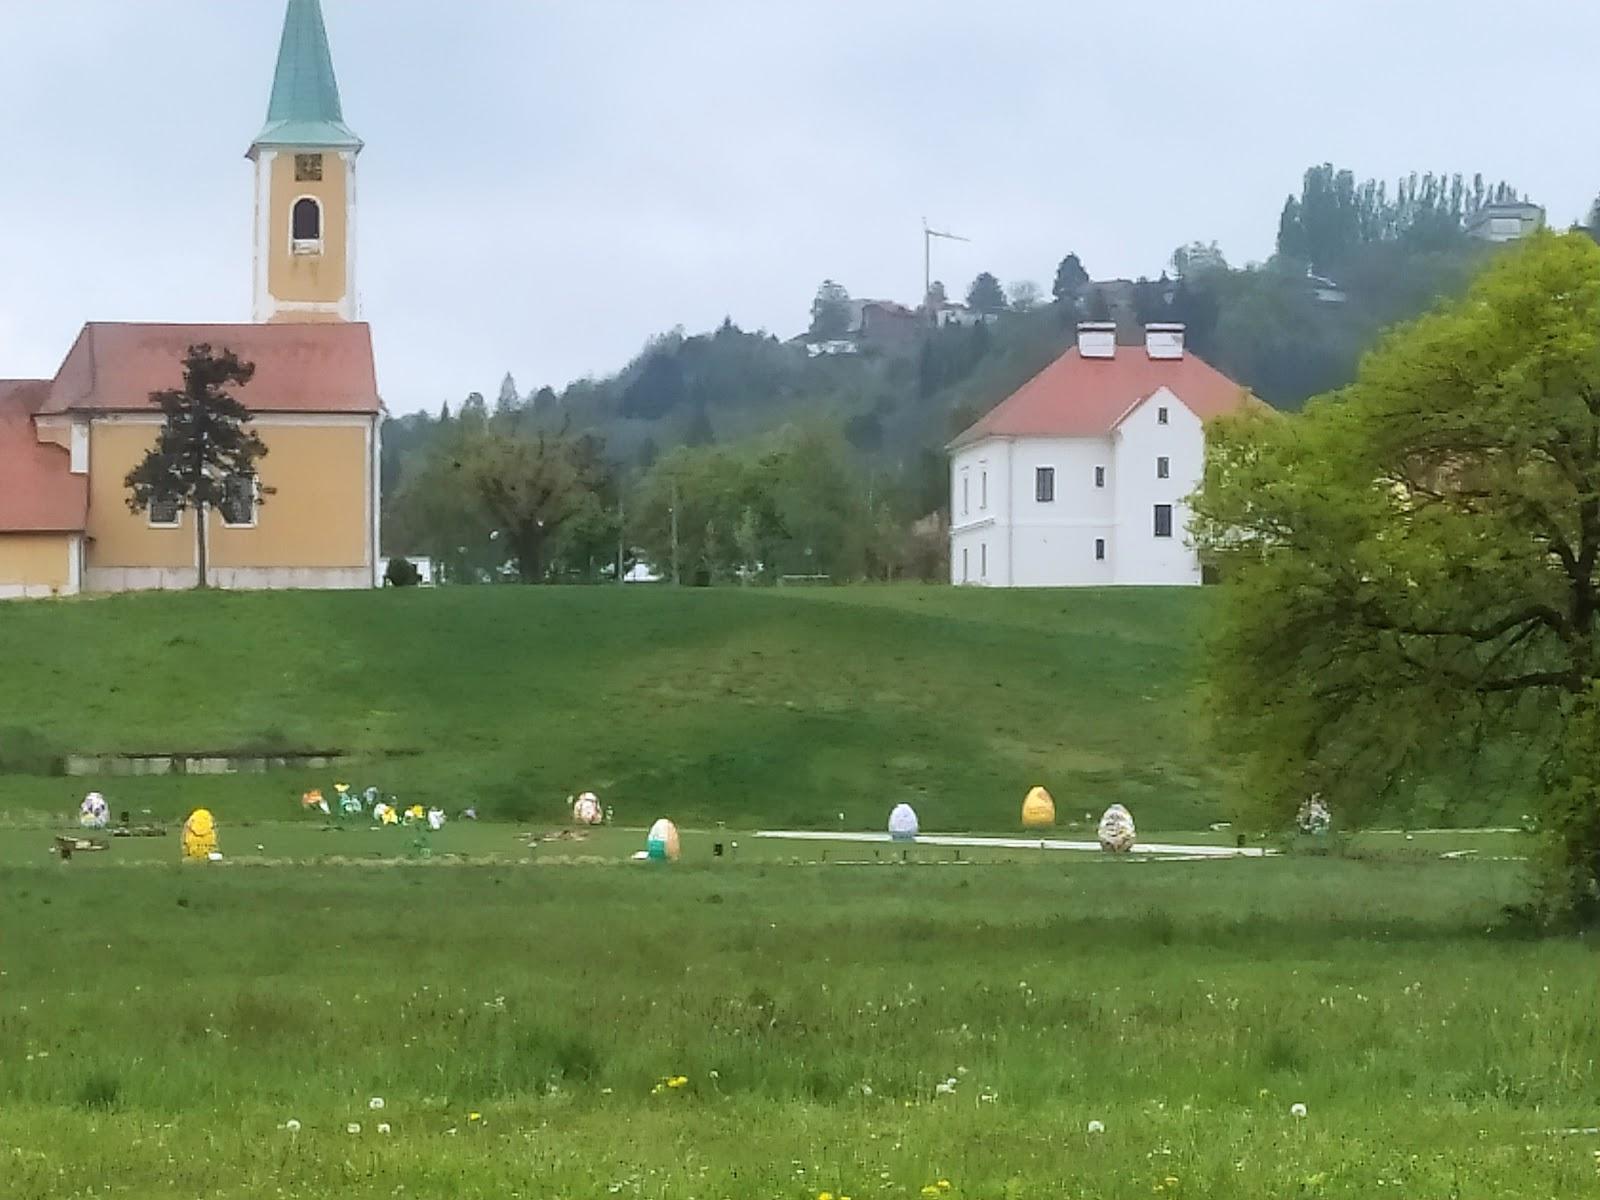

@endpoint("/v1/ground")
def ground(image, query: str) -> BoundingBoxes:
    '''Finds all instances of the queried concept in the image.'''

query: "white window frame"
[961,472,970,516]
[961,547,969,582]
[290,195,325,256]
[220,474,259,529]
[147,498,182,529]
[980,542,988,578]
[1156,456,1170,479]
[980,468,988,510]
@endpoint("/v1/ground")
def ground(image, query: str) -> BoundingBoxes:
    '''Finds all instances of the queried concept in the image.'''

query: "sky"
[1,0,1595,414]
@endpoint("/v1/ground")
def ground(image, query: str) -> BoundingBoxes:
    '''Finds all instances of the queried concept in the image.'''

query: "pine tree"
[123,344,268,590]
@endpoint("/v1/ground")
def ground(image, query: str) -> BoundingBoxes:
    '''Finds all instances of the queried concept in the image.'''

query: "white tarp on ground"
[754,830,1272,858]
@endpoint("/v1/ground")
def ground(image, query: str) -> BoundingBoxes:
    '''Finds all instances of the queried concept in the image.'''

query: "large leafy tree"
[1193,232,1600,918]
[124,344,266,590]
[465,429,607,583]
[809,280,852,339]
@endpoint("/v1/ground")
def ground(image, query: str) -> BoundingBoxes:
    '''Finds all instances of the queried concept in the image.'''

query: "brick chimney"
[1076,321,1116,359]
[1144,322,1185,360]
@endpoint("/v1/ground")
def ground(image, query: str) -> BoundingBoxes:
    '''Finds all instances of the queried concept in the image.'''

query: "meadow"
[1,587,1585,1197]
[0,586,1522,832]
[4,851,1598,1198]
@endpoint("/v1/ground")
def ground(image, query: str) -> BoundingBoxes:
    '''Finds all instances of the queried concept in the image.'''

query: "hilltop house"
[1464,201,1545,243]
[947,322,1258,587]
[0,0,381,598]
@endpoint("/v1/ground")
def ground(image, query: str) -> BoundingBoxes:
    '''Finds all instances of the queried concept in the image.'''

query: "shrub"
[385,557,422,588]
[0,726,64,776]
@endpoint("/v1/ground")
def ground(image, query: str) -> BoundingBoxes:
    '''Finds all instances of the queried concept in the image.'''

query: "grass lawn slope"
[0,586,1218,829]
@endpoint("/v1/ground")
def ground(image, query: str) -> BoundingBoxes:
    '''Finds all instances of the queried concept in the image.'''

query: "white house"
[947,322,1257,587]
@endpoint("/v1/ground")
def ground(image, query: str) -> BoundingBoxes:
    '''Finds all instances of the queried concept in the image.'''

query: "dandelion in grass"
[284,1119,301,1133]
[1291,1102,1307,1119]
[468,1111,482,1122]
[377,1122,391,1135]
[346,1122,361,1135]
[1087,1119,1105,1134]
[667,1075,688,1089]
[368,1096,385,1110]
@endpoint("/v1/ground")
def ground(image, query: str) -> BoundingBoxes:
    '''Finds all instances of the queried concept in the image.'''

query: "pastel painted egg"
[646,818,681,862]
[1021,786,1055,830]
[888,803,919,841]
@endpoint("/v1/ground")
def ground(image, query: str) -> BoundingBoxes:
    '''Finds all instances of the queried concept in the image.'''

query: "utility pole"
[670,480,681,586]
[615,496,625,585]
[923,218,971,308]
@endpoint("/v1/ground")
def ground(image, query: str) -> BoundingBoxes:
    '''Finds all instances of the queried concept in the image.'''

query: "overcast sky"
[1,1,1594,413]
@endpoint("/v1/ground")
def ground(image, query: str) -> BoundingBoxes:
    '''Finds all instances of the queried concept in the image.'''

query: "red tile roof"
[951,345,1254,446]
[0,381,88,533]
[39,322,380,416]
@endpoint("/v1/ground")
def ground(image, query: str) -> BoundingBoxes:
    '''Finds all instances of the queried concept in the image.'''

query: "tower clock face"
[295,154,324,182]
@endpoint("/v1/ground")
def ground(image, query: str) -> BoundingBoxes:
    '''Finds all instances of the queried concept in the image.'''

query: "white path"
[754,830,1273,859]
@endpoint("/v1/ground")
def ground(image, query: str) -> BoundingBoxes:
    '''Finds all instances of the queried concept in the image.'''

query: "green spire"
[251,0,362,152]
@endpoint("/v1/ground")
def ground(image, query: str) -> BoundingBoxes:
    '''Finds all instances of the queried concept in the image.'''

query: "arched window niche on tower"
[291,196,324,255]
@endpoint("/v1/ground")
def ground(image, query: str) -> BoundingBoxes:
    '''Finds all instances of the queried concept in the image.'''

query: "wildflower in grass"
[347,1122,361,1135]
[937,1182,951,1192]
[284,1119,301,1133]
[468,1111,482,1122]
[819,1192,834,1200]
[377,1122,391,1135]
[1087,1120,1105,1134]
[1291,1102,1308,1118]
[667,1075,688,1088]
[920,1188,940,1198]
[369,1096,385,1110]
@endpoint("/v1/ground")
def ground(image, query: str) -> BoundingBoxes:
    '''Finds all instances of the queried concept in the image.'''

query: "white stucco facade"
[950,387,1207,588]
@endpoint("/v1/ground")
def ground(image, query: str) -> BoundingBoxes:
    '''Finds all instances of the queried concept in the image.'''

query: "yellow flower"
[819,1192,834,1200]
[667,1075,688,1088]
[1164,1177,1180,1189]
[921,1188,940,1198]
[468,1111,482,1122]
[937,1182,952,1193]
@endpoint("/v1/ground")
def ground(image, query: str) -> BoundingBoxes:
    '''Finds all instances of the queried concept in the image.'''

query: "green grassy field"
[0,586,1234,832]
[2,586,1579,1197]
[4,852,1597,1198]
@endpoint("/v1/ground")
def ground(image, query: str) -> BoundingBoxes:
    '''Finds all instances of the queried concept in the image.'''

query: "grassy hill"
[0,586,1226,830]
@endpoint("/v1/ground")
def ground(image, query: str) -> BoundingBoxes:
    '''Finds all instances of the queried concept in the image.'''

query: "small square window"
[221,475,257,528]
[1094,465,1106,488]
[1157,456,1170,479]
[1154,504,1174,538]
[1095,538,1106,561]
[1157,406,1169,425]
[148,497,181,528]
[1035,466,1055,503]
[295,153,324,182]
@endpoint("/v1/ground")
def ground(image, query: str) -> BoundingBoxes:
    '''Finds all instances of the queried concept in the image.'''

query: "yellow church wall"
[85,419,370,571]
[0,533,73,591]
[87,423,195,569]
[210,423,369,569]
[266,150,349,307]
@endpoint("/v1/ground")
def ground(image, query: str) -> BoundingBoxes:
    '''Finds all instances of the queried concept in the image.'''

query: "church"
[0,0,382,597]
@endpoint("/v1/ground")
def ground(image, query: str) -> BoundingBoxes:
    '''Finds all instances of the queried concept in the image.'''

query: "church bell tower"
[248,0,362,324]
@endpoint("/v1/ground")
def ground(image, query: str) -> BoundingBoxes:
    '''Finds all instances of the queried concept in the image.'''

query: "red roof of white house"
[951,344,1254,447]
[38,322,381,416]
[0,381,88,533]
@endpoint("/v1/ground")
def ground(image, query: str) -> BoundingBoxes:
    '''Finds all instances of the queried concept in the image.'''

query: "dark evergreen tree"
[966,271,1007,313]
[124,344,267,590]
[1051,253,1089,304]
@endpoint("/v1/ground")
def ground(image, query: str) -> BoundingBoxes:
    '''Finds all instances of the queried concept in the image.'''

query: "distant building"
[801,298,921,355]
[1307,271,1346,304]
[947,322,1263,587]
[1465,201,1545,243]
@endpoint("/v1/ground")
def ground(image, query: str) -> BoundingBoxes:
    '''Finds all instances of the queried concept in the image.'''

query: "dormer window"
[295,153,324,182]
[291,197,323,254]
